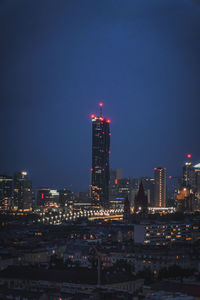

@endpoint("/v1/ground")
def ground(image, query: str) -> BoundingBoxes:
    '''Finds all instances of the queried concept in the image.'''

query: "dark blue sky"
[1,0,200,191]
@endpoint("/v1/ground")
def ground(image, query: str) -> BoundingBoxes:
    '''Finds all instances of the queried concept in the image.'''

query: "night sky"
[1,0,200,191]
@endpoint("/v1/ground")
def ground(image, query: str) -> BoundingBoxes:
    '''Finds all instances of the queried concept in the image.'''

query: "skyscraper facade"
[141,177,155,206]
[36,188,50,207]
[194,163,200,195]
[0,175,13,210]
[154,167,166,207]
[13,171,32,210]
[59,189,74,208]
[176,161,200,213]
[91,103,110,208]
[182,162,195,189]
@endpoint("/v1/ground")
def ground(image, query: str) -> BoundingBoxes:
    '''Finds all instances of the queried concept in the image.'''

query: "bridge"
[37,208,124,225]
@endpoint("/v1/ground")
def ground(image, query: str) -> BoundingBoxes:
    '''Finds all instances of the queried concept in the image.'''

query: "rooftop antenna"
[99,102,103,117]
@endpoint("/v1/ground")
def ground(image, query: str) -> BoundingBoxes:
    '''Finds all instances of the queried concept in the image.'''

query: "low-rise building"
[134,222,200,245]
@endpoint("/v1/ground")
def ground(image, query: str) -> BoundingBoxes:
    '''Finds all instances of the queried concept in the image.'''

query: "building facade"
[0,175,13,210]
[36,188,50,206]
[91,104,110,208]
[13,171,32,210]
[154,167,166,207]
[141,177,155,207]
[59,189,74,208]
[134,222,200,245]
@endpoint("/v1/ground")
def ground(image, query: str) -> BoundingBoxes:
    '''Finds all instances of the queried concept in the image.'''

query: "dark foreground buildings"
[91,103,110,208]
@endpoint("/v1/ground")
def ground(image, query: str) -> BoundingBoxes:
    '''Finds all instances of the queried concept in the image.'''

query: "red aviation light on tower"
[106,119,111,123]
[91,114,95,119]
[99,102,103,107]
[187,154,192,159]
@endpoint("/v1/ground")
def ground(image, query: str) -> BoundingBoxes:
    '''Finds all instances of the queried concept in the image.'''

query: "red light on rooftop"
[107,119,111,123]
[154,168,157,171]
[187,154,192,158]
[99,102,103,107]
[91,114,95,119]
[91,168,93,171]
[169,176,172,179]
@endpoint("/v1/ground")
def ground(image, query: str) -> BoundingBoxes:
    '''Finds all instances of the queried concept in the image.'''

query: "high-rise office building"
[91,103,110,208]
[59,189,74,208]
[110,169,123,183]
[109,168,123,194]
[154,167,166,207]
[194,163,200,195]
[182,162,195,189]
[13,171,32,210]
[176,159,200,213]
[0,175,13,210]
[36,188,50,207]
[141,177,155,206]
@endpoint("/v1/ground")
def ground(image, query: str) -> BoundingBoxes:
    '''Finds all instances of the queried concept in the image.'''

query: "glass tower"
[91,103,110,208]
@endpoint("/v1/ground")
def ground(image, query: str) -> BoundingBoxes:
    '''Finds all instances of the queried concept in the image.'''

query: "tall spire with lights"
[91,103,110,208]
[99,102,103,117]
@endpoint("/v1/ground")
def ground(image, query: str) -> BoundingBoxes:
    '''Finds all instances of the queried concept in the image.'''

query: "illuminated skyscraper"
[154,167,166,207]
[13,171,32,209]
[91,103,110,208]
[0,175,13,210]
[182,162,195,189]
[194,163,200,194]
[181,154,197,192]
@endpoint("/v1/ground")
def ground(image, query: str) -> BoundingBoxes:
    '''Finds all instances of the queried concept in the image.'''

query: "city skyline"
[1,2,200,298]
[1,0,200,190]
